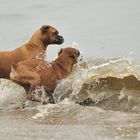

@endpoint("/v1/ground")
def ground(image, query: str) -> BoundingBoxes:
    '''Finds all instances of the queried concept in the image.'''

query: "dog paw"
[41,98,49,105]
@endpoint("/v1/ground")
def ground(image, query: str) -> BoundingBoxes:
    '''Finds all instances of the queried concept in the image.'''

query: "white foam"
[0,79,26,109]
[32,103,59,119]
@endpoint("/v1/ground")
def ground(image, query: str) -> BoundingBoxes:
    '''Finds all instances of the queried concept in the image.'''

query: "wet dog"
[0,25,64,78]
[10,47,80,103]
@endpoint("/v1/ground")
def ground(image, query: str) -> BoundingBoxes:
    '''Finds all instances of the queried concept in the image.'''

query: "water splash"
[0,79,26,110]
[1,57,140,112]
[53,57,140,112]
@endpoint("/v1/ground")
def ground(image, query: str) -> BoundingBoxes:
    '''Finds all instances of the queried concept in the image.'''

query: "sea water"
[0,0,140,140]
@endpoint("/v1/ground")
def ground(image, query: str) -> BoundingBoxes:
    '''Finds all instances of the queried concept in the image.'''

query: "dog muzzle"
[54,35,64,44]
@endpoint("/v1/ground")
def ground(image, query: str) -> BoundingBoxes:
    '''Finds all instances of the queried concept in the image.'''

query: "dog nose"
[60,36,64,40]
[59,36,64,43]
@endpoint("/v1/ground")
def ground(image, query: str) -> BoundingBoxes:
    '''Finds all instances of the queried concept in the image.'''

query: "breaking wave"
[53,57,140,112]
[1,57,140,112]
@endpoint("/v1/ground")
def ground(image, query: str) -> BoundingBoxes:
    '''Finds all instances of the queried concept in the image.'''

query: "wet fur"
[10,47,80,103]
[0,25,64,79]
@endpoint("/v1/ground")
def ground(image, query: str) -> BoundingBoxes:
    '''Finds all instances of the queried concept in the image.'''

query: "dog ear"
[58,48,63,56]
[40,25,49,33]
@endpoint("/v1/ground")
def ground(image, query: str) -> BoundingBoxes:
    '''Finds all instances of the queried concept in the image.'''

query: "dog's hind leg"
[10,64,47,104]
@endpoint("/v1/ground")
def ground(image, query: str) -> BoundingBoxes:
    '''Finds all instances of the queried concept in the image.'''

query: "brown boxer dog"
[10,47,80,103]
[0,25,64,79]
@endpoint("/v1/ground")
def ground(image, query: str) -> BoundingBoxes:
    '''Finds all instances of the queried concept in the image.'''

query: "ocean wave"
[0,57,140,112]
[0,78,26,110]
[53,57,140,112]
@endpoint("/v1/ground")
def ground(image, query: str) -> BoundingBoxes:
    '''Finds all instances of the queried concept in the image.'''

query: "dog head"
[58,47,80,64]
[40,25,64,45]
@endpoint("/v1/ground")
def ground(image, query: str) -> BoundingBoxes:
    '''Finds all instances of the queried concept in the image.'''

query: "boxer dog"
[10,47,80,104]
[0,25,64,78]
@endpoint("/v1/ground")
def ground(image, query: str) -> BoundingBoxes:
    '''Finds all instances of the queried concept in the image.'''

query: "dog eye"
[69,55,75,59]
[74,51,78,56]
[53,31,58,35]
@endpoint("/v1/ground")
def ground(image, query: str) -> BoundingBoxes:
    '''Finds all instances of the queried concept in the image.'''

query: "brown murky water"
[1,105,140,140]
[0,58,140,140]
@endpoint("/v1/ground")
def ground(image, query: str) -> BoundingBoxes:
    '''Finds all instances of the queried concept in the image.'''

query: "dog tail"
[10,63,17,80]
[11,63,17,72]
